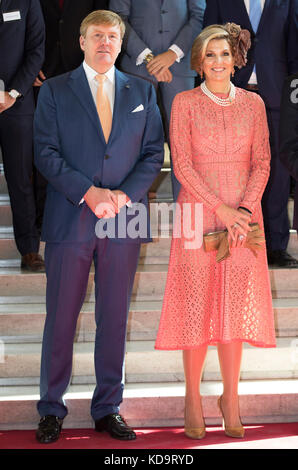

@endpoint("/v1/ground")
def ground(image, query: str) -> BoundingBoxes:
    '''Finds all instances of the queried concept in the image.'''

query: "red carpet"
[0,423,297,449]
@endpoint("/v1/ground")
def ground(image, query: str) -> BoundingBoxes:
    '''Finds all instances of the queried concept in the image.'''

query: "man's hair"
[80,10,125,39]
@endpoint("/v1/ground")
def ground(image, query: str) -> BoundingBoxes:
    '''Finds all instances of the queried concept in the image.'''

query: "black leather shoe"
[95,413,136,440]
[267,250,298,268]
[36,415,63,444]
[21,253,45,272]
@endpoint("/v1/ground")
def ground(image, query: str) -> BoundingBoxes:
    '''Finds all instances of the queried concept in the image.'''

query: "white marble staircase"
[0,166,298,430]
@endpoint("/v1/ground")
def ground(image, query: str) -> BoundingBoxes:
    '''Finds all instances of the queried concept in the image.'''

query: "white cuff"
[79,198,84,205]
[136,48,152,66]
[169,44,184,62]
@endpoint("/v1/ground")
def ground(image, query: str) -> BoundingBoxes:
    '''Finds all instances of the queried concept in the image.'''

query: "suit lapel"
[68,66,132,145]
[257,0,272,34]
[239,0,255,32]
[242,0,272,34]
[68,65,104,140]
[108,69,131,145]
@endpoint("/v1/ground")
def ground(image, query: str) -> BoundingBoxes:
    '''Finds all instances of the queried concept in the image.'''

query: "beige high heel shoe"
[184,405,206,440]
[218,395,245,438]
[184,426,206,440]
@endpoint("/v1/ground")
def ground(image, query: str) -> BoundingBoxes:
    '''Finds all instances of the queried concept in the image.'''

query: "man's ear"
[79,35,85,52]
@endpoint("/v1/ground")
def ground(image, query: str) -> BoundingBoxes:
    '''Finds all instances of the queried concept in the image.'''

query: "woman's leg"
[183,346,208,428]
[217,342,243,427]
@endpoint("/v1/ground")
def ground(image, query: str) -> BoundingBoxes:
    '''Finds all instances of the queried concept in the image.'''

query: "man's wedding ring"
[239,235,244,241]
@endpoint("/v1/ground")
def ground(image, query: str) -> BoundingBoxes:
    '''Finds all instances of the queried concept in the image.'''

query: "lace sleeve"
[240,94,271,213]
[170,93,223,212]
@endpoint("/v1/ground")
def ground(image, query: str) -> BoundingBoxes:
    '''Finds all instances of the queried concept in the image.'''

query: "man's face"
[80,23,122,72]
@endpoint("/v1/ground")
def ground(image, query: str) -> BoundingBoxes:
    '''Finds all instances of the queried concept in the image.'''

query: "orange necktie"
[95,74,112,143]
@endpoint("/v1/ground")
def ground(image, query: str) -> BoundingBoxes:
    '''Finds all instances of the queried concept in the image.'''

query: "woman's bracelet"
[238,206,252,215]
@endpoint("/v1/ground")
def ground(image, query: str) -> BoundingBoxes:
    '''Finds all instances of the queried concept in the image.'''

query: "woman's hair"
[191,23,251,75]
[80,10,126,39]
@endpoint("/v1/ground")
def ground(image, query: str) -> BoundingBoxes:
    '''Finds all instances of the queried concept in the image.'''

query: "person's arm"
[109,0,150,62]
[239,94,271,213]
[169,0,206,56]
[170,92,251,237]
[280,75,298,180]
[117,83,164,203]
[146,0,206,77]
[9,0,45,96]
[170,93,223,211]
[34,81,93,206]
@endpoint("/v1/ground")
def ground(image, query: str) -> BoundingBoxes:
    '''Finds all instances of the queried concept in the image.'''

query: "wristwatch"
[8,89,22,99]
[144,53,154,64]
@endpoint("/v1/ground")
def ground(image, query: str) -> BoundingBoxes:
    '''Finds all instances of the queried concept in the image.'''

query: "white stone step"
[0,298,297,343]
[1,224,298,265]
[0,379,297,429]
[0,300,163,342]
[125,338,298,383]
[1,264,298,300]
[0,265,168,299]
[0,338,297,386]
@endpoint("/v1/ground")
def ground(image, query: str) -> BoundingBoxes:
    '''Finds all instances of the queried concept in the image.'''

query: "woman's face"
[202,38,234,82]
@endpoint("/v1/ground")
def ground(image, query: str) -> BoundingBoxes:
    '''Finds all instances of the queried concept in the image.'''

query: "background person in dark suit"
[110,0,206,201]
[203,0,298,267]
[34,10,164,444]
[0,0,45,271]
[35,0,108,82]
[280,73,298,231]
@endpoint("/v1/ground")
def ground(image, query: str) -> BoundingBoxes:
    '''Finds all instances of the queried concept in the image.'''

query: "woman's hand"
[215,204,251,245]
[231,208,252,248]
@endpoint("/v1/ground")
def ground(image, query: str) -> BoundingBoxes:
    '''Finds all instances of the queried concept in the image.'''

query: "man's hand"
[153,69,173,83]
[146,50,177,76]
[33,70,46,87]
[112,190,130,213]
[83,186,118,219]
[0,92,16,113]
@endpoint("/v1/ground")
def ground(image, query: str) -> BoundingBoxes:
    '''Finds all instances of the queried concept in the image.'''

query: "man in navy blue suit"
[204,0,298,267]
[110,0,206,201]
[34,10,164,443]
[0,0,45,271]
[32,1,109,229]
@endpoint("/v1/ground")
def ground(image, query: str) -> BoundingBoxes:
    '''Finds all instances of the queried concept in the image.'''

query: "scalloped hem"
[155,337,277,350]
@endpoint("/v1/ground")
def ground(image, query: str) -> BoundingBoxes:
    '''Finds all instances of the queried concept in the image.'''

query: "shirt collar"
[83,61,115,85]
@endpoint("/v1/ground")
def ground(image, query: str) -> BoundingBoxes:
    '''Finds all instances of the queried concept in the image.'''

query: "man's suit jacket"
[109,0,206,78]
[203,0,298,110]
[39,0,108,78]
[0,0,45,114]
[34,65,164,244]
[280,73,298,228]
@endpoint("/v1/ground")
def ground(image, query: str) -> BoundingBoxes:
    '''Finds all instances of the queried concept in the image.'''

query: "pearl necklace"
[200,81,236,106]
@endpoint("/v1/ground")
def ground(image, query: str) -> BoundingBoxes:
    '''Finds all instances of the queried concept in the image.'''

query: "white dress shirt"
[83,60,115,114]
[244,0,266,84]
[136,44,184,66]
[81,61,131,207]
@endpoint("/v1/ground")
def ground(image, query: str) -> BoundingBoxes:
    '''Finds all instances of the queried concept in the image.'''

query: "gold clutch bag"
[203,223,265,262]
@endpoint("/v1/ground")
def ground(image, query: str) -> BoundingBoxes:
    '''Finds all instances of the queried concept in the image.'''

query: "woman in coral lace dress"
[155,24,276,440]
